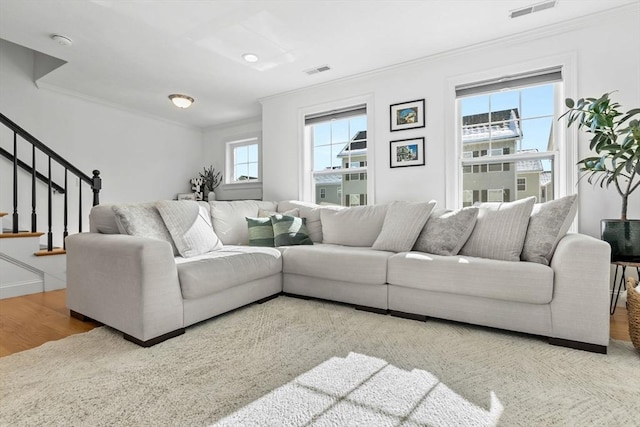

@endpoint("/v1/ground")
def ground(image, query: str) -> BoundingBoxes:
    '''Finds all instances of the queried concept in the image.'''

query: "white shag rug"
[0,296,638,426]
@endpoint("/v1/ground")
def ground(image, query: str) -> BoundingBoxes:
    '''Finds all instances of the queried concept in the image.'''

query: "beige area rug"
[0,296,638,426]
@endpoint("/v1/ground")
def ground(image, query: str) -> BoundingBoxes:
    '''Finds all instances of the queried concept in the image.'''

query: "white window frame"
[517,177,527,192]
[299,94,375,204]
[225,137,261,185]
[487,189,504,202]
[320,188,326,199]
[444,53,578,229]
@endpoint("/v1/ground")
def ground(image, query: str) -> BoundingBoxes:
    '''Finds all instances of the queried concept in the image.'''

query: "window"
[226,138,260,183]
[304,105,368,206]
[517,178,527,191]
[456,67,562,207]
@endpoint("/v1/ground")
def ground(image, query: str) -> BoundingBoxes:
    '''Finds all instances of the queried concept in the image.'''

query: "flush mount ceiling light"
[51,34,73,46]
[168,94,194,109]
[242,53,259,63]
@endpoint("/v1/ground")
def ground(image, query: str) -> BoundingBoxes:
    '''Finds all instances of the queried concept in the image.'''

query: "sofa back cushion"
[157,200,222,257]
[112,203,178,255]
[372,201,437,252]
[321,204,388,247]
[521,194,578,265]
[413,206,479,256]
[210,200,277,245]
[459,197,536,261]
[277,200,325,243]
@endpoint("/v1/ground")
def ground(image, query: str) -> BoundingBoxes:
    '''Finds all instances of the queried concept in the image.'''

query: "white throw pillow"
[157,200,222,258]
[278,200,328,243]
[372,201,437,252]
[321,204,388,247]
[459,197,536,262]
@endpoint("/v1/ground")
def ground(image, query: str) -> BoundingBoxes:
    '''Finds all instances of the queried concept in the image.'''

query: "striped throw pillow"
[246,217,275,247]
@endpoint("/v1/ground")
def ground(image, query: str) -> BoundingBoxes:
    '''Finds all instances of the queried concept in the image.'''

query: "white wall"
[260,5,640,239]
[0,39,203,244]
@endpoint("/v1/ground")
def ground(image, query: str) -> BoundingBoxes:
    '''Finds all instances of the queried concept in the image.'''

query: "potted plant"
[199,165,222,201]
[560,92,640,261]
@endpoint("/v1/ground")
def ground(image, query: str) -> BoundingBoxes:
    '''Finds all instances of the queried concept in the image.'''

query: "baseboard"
[0,279,43,299]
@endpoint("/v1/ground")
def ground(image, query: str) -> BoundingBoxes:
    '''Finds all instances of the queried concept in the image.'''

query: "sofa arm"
[66,233,183,343]
[550,233,611,347]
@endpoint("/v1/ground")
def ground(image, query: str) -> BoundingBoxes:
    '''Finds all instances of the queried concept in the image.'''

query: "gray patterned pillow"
[521,194,578,265]
[414,207,479,256]
[271,214,313,246]
[459,197,536,262]
[372,201,437,252]
[112,203,178,255]
[157,200,222,258]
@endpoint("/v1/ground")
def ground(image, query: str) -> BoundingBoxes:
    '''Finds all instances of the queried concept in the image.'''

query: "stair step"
[0,212,8,218]
[0,231,45,239]
[34,248,66,257]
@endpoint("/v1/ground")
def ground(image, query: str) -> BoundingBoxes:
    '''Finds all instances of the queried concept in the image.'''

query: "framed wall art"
[390,137,425,168]
[390,99,425,132]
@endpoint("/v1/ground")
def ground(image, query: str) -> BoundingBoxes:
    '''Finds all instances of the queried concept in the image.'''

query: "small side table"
[610,261,640,315]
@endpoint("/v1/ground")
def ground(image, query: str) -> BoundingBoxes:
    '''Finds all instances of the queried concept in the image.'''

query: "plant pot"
[601,219,640,262]
[207,191,216,201]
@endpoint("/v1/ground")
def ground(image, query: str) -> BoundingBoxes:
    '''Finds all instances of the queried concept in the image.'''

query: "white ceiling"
[0,0,637,129]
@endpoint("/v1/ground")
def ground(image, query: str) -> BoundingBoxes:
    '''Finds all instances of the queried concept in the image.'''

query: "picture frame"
[390,99,425,132]
[177,193,197,201]
[390,137,425,168]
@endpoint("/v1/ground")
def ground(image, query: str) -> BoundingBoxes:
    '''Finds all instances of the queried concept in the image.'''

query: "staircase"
[0,113,102,299]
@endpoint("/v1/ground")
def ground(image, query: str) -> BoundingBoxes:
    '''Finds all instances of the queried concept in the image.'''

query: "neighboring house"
[338,130,368,206]
[314,130,368,207]
[461,109,552,206]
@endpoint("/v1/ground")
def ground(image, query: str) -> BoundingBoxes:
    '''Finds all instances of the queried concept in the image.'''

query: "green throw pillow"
[271,214,313,247]
[246,217,275,247]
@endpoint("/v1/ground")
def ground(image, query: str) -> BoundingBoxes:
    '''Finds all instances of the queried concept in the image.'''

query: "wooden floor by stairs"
[0,289,632,357]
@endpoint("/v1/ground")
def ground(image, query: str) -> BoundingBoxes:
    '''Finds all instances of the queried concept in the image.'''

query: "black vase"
[601,219,640,262]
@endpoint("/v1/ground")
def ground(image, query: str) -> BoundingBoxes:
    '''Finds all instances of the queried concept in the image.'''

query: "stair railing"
[0,112,101,251]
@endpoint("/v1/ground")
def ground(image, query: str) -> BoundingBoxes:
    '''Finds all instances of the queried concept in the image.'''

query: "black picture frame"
[390,99,425,132]
[390,137,425,168]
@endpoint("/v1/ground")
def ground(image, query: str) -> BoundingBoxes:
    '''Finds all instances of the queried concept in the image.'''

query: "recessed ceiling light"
[51,34,72,46]
[242,53,259,63]
[168,94,194,109]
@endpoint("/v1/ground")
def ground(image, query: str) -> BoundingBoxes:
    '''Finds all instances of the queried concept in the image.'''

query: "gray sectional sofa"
[66,197,611,353]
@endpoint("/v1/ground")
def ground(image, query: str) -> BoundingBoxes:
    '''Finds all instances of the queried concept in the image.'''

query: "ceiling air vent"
[510,0,556,18]
[305,65,331,76]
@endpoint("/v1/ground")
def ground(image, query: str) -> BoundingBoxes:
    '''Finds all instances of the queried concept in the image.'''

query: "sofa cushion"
[372,201,436,252]
[157,200,222,258]
[210,200,278,245]
[321,204,388,247]
[271,215,313,246]
[459,197,536,262]
[246,217,275,247]
[112,203,178,255]
[414,207,479,256]
[521,194,578,265]
[277,200,326,243]
[282,243,393,285]
[259,207,299,218]
[175,246,282,299]
[387,252,553,304]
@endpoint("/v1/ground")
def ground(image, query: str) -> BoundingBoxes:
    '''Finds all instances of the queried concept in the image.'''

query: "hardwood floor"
[0,290,633,357]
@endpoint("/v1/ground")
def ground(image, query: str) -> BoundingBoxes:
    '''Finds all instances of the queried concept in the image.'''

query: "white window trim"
[445,53,578,230]
[517,177,527,191]
[298,94,375,204]
[225,136,262,185]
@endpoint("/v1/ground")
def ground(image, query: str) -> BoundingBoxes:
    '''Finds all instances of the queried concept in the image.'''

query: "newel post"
[92,170,102,206]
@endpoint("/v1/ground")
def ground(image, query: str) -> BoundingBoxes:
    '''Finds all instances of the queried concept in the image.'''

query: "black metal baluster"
[47,157,53,251]
[31,144,37,232]
[78,182,83,233]
[92,170,101,206]
[12,132,18,233]
[63,168,68,248]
